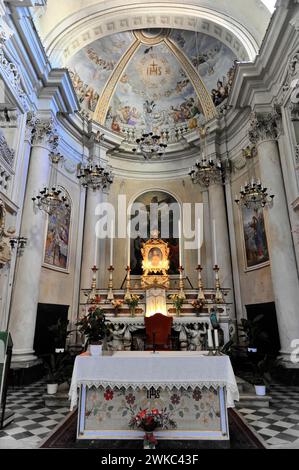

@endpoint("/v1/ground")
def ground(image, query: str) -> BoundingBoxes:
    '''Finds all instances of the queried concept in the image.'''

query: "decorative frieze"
[0,131,14,166]
[0,165,11,191]
[248,112,279,145]
[0,198,15,268]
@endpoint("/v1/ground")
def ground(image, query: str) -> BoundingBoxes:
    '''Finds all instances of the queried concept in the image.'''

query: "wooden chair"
[144,313,173,351]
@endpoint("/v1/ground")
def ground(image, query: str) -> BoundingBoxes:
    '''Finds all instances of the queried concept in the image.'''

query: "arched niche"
[129,189,181,275]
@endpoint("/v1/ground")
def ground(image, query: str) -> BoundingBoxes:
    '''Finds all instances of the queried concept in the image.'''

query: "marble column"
[208,182,235,311]
[80,138,112,291]
[249,112,299,365]
[9,113,57,362]
[80,189,108,289]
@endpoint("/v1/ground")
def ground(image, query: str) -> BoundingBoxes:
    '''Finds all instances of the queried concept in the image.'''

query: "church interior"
[0,0,299,452]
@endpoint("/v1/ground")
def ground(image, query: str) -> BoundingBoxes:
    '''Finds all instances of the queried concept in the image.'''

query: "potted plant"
[76,306,109,356]
[43,353,73,395]
[169,293,185,316]
[129,408,176,449]
[125,294,140,317]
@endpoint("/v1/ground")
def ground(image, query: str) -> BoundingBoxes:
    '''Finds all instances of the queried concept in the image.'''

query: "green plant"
[42,353,73,385]
[169,293,184,311]
[125,294,140,309]
[239,315,270,352]
[76,307,109,344]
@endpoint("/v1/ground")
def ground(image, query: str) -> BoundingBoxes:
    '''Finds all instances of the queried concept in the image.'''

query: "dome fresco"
[67,29,237,134]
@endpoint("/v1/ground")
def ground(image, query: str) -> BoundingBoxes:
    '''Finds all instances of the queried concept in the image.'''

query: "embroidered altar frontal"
[70,352,239,441]
[78,384,228,441]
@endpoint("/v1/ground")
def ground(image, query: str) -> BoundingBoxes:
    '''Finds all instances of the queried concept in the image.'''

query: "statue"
[185,323,208,351]
[108,324,127,351]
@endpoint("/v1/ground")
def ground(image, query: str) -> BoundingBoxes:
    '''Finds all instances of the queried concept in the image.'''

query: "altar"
[69,351,239,443]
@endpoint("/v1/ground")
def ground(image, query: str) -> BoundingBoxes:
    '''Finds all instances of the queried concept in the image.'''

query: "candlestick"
[107,265,114,301]
[196,265,206,302]
[213,265,224,304]
[178,265,186,301]
[212,219,217,266]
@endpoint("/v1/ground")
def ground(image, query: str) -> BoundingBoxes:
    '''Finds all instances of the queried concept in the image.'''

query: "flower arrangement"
[191,299,204,316]
[76,306,109,345]
[125,294,140,316]
[169,293,185,315]
[111,298,123,316]
[129,408,176,449]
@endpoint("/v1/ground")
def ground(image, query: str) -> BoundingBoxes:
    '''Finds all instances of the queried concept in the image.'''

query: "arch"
[128,189,182,275]
[44,5,259,66]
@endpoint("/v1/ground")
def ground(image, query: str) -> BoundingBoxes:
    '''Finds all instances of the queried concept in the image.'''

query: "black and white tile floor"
[238,384,299,448]
[1,380,298,449]
[0,380,69,449]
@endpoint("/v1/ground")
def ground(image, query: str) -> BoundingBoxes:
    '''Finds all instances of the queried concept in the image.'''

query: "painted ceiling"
[67,29,237,135]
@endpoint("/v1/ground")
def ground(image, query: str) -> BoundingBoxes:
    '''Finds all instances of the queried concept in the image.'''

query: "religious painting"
[241,206,269,270]
[130,191,179,275]
[43,198,71,271]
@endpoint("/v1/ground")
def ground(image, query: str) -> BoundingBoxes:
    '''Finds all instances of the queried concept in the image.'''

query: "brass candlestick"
[107,265,114,301]
[213,265,224,304]
[124,265,131,301]
[87,265,99,303]
[196,265,206,302]
[178,266,186,300]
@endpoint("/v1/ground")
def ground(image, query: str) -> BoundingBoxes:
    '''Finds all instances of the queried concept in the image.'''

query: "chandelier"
[77,157,114,190]
[189,127,223,188]
[132,131,168,160]
[235,178,274,209]
[32,152,70,215]
[189,155,223,188]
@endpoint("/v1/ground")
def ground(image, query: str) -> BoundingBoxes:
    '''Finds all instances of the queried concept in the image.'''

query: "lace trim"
[69,380,239,410]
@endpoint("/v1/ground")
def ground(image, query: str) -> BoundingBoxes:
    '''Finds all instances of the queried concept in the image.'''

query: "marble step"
[236,377,272,408]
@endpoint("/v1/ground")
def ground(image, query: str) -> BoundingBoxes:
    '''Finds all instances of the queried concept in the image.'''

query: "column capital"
[26,112,60,150]
[248,111,279,145]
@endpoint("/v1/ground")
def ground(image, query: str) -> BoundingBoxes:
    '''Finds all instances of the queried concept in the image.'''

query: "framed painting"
[240,205,269,271]
[43,197,71,272]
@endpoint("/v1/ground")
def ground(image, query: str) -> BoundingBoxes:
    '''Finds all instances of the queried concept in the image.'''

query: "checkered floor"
[0,380,69,449]
[238,384,299,448]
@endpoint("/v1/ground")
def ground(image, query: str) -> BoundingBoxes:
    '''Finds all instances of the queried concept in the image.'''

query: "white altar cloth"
[69,352,239,410]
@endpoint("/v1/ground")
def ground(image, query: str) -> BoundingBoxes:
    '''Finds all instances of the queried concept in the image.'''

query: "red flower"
[126,393,136,405]
[151,408,159,415]
[104,389,114,401]
[171,394,181,405]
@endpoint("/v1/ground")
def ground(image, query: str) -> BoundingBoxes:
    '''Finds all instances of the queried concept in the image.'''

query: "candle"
[214,329,219,349]
[178,219,182,267]
[197,218,201,265]
[110,220,114,266]
[94,234,98,267]
[213,219,217,266]
[207,328,213,349]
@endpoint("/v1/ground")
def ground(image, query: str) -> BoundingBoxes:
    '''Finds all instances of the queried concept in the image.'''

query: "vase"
[90,344,103,356]
[176,307,181,316]
[143,432,156,449]
[130,306,136,317]
[47,383,58,395]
